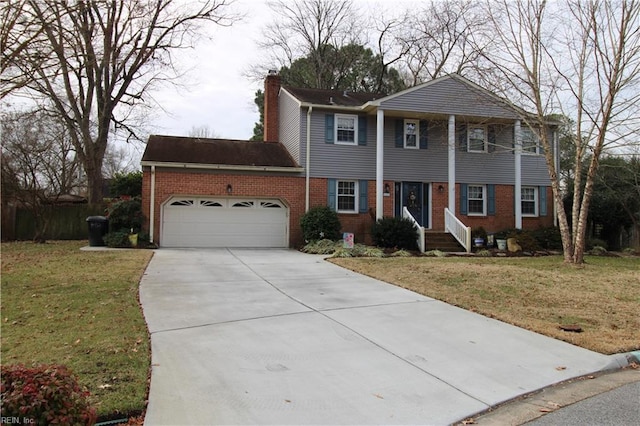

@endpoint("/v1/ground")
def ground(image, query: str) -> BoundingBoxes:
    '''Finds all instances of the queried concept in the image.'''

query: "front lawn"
[330,255,640,355]
[1,241,153,418]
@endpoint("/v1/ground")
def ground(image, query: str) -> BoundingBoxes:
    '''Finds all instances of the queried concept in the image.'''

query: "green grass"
[330,255,640,355]
[1,241,153,418]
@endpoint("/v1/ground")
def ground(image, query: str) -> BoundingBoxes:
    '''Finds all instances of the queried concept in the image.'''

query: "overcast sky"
[148,0,392,141]
[148,0,274,141]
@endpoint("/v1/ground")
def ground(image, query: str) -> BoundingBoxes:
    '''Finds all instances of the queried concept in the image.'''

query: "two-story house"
[141,72,556,250]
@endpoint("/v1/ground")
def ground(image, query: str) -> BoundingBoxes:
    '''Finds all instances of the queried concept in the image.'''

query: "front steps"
[424,231,466,252]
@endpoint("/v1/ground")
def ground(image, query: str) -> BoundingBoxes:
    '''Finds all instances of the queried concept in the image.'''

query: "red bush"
[1,364,97,425]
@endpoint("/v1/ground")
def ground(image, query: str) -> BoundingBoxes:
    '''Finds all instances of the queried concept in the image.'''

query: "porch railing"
[444,207,471,253]
[402,207,425,253]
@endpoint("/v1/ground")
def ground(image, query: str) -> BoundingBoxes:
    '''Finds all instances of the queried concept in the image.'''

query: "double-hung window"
[521,186,538,216]
[337,180,358,213]
[404,119,419,149]
[335,114,357,145]
[467,185,486,215]
[521,128,540,155]
[468,125,487,152]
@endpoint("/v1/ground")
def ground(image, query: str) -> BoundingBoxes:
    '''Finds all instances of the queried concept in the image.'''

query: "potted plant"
[495,230,508,250]
[472,226,487,248]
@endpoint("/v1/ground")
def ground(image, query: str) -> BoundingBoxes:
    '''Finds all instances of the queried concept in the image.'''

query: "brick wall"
[142,170,554,248]
[142,169,306,246]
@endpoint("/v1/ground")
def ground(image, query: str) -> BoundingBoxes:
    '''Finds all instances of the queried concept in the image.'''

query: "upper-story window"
[404,119,419,149]
[521,127,540,155]
[335,114,358,145]
[468,125,487,153]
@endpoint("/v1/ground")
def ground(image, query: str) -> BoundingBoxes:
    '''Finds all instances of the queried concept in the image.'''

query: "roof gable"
[373,74,521,119]
[142,135,300,168]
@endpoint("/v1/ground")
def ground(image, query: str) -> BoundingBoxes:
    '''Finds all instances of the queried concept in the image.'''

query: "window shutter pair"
[460,183,495,216]
[327,179,368,213]
[325,114,367,145]
[395,119,428,149]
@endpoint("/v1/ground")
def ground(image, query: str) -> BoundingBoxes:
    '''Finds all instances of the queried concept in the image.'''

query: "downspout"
[150,165,156,243]
[306,106,312,212]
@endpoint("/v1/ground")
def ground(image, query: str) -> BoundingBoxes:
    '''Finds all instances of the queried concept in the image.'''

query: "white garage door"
[161,197,289,248]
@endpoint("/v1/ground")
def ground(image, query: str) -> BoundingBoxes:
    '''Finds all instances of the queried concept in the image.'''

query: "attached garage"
[161,197,289,248]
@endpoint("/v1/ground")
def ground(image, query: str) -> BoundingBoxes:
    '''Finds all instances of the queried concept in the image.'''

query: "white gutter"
[305,106,312,212]
[140,161,304,174]
[150,165,156,243]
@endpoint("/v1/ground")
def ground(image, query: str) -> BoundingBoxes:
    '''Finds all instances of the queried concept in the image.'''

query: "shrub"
[106,198,143,233]
[532,227,563,250]
[587,238,608,251]
[371,217,418,250]
[104,231,131,248]
[300,206,341,242]
[471,226,487,241]
[301,239,340,254]
[109,171,143,197]
[1,364,97,425]
[500,228,541,252]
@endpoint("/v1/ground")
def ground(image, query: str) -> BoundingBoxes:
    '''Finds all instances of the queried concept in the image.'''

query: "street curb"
[456,365,640,426]
[603,350,640,371]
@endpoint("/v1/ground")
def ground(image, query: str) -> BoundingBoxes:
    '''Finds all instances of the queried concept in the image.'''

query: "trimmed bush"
[1,364,97,425]
[532,227,563,250]
[300,206,341,242]
[104,231,131,248]
[504,229,541,252]
[109,171,143,197]
[106,198,143,233]
[371,217,418,250]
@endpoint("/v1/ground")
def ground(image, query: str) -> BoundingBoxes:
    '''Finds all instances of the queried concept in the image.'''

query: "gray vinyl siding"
[304,110,551,186]
[279,91,303,163]
[380,78,519,119]
[307,109,376,179]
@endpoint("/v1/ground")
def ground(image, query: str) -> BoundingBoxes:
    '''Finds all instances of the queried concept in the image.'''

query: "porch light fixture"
[226,184,232,194]
[384,184,390,195]
[438,185,444,193]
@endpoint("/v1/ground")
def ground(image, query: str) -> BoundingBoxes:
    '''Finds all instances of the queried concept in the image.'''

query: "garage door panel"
[161,197,288,248]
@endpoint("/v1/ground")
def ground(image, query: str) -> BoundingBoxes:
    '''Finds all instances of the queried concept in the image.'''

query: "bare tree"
[253,0,362,85]
[396,0,493,84]
[188,125,219,138]
[1,109,83,241]
[479,0,640,264]
[2,0,238,203]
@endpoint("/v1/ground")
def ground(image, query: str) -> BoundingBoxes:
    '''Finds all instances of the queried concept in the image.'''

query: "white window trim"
[468,125,488,153]
[521,186,539,217]
[334,114,358,146]
[336,180,359,213]
[467,184,487,216]
[404,119,420,149]
[521,128,541,155]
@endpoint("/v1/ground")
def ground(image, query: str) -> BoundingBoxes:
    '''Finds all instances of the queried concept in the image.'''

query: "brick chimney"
[263,70,281,142]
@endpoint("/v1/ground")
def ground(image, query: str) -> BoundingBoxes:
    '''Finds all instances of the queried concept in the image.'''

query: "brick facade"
[142,170,554,248]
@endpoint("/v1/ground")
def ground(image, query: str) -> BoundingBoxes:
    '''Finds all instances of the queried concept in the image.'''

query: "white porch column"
[514,120,522,229]
[448,115,456,212]
[376,109,385,220]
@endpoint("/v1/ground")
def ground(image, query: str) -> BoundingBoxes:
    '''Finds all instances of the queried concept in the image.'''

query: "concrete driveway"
[139,249,622,425]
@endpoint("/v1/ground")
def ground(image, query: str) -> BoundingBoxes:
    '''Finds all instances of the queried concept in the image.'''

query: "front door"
[395,182,429,227]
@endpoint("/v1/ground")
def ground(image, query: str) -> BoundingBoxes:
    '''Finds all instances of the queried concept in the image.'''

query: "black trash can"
[86,216,109,247]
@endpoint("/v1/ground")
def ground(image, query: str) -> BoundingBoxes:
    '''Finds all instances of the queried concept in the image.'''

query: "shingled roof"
[283,86,383,107]
[142,135,300,169]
